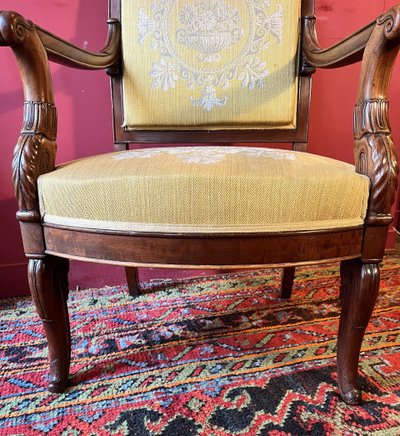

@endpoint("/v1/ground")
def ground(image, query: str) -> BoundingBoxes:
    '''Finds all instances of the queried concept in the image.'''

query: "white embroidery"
[177,1,242,63]
[238,58,269,90]
[137,0,284,111]
[113,147,296,164]
[191,85,227,111]
[150,58,178,91]
[138,9,156,45]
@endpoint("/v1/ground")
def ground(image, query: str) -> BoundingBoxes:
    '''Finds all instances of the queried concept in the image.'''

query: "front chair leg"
[337,259,379,405]
[28,256,71,393]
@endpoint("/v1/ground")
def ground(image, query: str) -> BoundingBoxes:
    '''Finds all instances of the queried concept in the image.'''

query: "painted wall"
[0,1,399,296]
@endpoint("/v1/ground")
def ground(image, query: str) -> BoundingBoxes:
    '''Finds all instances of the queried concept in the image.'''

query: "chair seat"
[38,146,369,233]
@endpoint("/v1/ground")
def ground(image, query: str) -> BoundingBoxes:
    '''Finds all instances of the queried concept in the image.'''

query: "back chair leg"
[28,256,71,393]
[280,266,295,299]
[337,259,380,405]
[125,266,141,296]
[58,257,70,302]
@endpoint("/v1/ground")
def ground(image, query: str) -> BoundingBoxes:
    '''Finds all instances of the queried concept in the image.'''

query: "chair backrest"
[110,0,313,144]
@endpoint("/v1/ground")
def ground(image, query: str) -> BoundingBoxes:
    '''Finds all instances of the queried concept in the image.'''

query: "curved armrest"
[303,7,400,215]
[302,16,375,69]
[0,11,120,73]
[35,19,120,73]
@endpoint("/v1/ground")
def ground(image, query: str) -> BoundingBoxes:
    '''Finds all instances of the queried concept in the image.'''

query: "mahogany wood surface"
[28,256,70,393]
[1,0,400,405]
[43,225,364,266]
[338,259,380,405]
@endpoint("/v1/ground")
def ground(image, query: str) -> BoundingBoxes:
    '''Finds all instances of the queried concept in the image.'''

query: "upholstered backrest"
[120,0,302,132]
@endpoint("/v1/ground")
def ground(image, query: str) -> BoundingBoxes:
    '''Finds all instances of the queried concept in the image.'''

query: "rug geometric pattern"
[1,254,400,435]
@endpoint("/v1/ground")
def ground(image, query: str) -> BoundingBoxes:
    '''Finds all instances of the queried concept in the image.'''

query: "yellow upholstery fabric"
[38,147,369,233]
[121,0,300,129]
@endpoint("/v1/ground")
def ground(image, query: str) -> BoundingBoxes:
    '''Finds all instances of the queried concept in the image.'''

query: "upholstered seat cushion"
[38,146,369,233]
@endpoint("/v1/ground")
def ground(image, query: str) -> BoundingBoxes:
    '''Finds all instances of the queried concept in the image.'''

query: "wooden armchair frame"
[0,0,398,405]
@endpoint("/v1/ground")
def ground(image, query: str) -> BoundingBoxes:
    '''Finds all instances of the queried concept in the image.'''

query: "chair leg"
[28,256,71,393]
[337,259,380,405]
[280,266,295,299]
[125,267,141,296]
[58,257,70,302]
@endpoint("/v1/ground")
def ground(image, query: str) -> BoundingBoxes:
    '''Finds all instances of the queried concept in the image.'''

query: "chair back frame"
[109,0,314,145]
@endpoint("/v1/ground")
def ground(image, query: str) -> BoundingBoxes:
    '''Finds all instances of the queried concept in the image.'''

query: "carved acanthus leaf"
[353,99,398,218]
[12,101,57,212]
[12,133,56,212]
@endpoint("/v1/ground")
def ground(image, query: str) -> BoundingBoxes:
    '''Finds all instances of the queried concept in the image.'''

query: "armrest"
[0,11,120,73]
[302,16,375,69]
[303,7,399,218]
[35,19,120,73]
[302,6,400,261]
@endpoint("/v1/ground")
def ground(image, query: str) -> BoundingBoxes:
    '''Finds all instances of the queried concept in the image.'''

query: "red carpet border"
[1,255,400,435]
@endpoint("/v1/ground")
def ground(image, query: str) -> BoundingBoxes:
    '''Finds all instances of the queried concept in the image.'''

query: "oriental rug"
[1,256,400,435]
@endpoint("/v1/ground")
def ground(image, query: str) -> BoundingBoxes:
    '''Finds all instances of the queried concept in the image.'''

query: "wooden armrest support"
[303,7,400,220]
[302,6,400,260]
[0,11,57,219]
[353,7,400,228]
[0,10,120,228]
[0,9,120,254]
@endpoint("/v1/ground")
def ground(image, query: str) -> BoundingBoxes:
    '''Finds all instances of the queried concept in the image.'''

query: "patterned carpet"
[1,255,400,435]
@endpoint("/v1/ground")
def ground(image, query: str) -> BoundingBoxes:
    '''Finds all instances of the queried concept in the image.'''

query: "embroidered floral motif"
[191,85,227,111]
[150,58,178,91]
[113,147,296,164]
[177,1,242,63]
[137,0,284,111]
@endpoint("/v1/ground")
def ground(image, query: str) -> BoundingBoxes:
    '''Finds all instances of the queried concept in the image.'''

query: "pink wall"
[0,0,399,296]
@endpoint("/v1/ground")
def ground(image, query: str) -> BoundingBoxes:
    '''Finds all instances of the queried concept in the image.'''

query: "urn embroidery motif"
[176,1,242,63]
[138,0,284,111]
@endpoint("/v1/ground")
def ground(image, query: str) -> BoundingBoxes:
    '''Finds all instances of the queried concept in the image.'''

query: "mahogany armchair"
[1,0,399,406]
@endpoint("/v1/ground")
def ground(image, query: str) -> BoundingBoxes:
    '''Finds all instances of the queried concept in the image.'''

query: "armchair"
[0,0,399,406]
